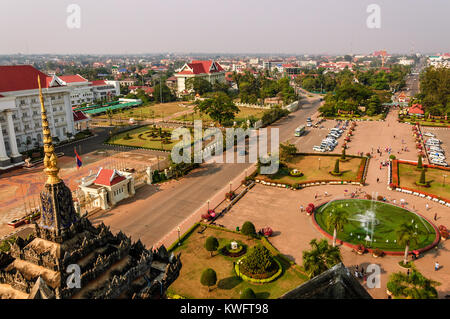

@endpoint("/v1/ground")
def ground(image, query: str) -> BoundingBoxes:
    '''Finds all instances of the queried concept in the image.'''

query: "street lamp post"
[443,174,447,186]
[177,226,181,246]
[229,182,232,193]
[318,158,321,169]
[207,200,210,211]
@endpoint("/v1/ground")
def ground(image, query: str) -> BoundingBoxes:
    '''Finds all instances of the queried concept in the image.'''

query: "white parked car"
[424,132,436,137]
[430,160,448,167]
[313,146,326,152]
[428,146,444,152]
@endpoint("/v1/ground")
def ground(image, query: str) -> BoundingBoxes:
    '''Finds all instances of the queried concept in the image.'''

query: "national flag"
[74,148,82,169]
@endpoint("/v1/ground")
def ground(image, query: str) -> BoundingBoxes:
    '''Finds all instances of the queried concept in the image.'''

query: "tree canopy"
[195,92,239,125]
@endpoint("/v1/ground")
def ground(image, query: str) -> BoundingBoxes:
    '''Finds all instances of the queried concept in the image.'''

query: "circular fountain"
[313,199,440,255]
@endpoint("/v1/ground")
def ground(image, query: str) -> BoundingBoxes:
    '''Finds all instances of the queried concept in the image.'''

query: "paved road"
[89,97,323,247]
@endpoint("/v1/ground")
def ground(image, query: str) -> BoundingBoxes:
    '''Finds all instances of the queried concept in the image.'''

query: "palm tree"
[302,238,342,278]
[396,222,421,265]
[326,209,349,247]
[387,267,440,299]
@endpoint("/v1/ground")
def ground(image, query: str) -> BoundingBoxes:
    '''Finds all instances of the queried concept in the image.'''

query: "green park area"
[107,125,185,151]
[314,199,437,252]
[257,154,365,186]
[176,106,267,126]
[96,102,192,121]
[398,163,450,200]
[398,116,450,127]
[167,224,307,299]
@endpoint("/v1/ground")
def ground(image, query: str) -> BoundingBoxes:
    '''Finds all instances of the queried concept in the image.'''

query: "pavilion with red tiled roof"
[79,167,136,210]
[175,60,226,94]
[94,168,126,186]
[408,104,424,116]
[73,110,90,131]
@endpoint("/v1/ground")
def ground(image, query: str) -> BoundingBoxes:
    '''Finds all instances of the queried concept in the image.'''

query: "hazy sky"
[0,0,448,55]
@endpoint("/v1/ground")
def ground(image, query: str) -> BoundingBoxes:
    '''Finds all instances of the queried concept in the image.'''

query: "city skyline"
[0,0,449,55]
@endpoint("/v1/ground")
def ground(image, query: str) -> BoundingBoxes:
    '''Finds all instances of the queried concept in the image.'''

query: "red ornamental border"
[310,200,441,256]
[392,160,450,202]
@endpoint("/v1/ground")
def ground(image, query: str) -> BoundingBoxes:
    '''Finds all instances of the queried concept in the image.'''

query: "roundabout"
[313,199,440,255]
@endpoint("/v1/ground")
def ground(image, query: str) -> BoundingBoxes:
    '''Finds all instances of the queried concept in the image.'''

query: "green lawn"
[399,118,450,127]
[167,225,307,299]
[107,125,184,151]
[315,199,437,251]
[257,155,364,185]
[398,163,450,199]
[95,102,192,121]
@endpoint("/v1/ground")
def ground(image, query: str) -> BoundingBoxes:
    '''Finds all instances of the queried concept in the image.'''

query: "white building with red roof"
[175,60,226,94]
[78,167,136,210]
[58,75,120,106]
[0,65,75,168]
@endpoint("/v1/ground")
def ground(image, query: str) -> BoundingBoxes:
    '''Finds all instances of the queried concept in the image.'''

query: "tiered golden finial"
[38,76,61,185]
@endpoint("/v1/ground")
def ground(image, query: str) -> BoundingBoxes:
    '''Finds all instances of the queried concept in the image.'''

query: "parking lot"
[292,119,347,153]
[421,127,450,166]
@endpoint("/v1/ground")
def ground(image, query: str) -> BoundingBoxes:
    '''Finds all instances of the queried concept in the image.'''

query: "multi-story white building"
[58,75,120,106]
[91,80,121,101]
[0,65,75,169]
[175,60,226,94]
[59,74,94,107]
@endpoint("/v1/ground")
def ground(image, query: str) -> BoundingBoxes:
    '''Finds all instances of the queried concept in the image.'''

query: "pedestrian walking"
[324,191,328,197]
[435,261,440,271]
[300,205,304,212]
[376,177,379,183]
[434,213,437,221]
[314,193,318,199]
[426,203,429,210]
[407,269,410,276]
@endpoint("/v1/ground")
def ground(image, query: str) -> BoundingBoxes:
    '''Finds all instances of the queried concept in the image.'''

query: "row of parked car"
[424,133,448,167]
[312,121,348,152]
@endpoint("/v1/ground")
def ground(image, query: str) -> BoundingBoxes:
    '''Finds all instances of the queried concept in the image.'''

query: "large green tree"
[195,92,239,125]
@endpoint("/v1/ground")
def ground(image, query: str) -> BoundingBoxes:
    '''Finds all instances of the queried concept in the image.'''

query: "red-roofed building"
[408,104,424,116]
[129,86,154,96]
[73,110,90,131]
[175,60,226,94]
[0,65,74,168]
[79,167,136,209]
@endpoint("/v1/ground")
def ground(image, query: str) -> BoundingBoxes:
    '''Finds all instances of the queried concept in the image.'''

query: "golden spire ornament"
[38,76,61,185]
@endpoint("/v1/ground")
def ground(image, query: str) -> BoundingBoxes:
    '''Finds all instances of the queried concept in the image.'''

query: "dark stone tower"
[0,77,181,299]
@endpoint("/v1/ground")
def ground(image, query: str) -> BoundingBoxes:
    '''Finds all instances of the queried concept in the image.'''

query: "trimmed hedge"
[235,257,282,284]
[168,223,200,252]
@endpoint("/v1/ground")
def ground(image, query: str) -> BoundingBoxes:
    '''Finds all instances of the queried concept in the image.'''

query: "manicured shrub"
[241,288,256,299]
[334,159,340,174]
[240,245,276,275]
[419,169,426,185]
[341,148,346,160]
[205,236,219,257]
[200,268,217,292]
[417,156,423,169]
[390,155,396,160]
[241,221,256,238]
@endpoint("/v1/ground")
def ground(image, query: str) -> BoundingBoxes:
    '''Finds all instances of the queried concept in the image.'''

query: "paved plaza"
[216,110,450,299]
[0,148,164,237]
